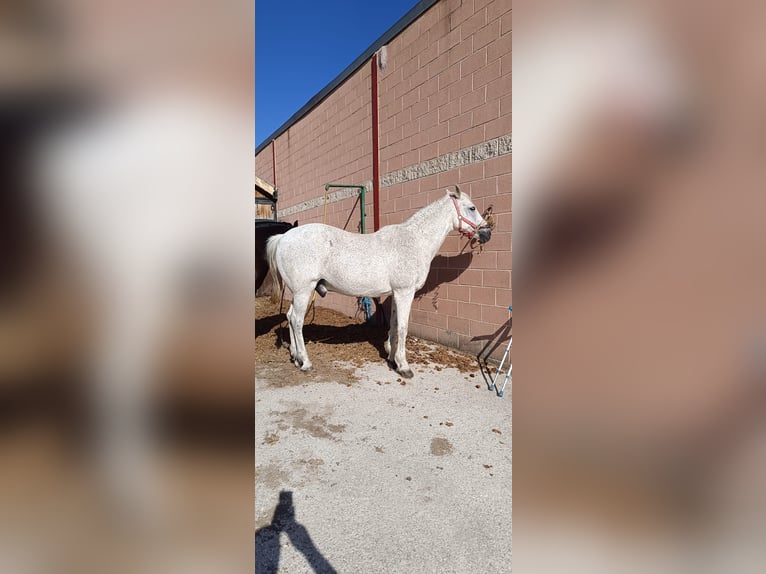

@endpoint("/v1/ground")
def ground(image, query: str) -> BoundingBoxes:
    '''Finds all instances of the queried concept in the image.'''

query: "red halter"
[451,196,478,237]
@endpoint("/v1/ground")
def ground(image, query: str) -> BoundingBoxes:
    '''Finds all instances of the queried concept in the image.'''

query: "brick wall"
[254,146,274,188]
[255,0,511,359]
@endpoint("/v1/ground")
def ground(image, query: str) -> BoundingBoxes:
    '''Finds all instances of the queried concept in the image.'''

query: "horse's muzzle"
[477,227,492,244]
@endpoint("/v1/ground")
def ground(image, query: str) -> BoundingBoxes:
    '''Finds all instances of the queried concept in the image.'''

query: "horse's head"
[447,185,491,243]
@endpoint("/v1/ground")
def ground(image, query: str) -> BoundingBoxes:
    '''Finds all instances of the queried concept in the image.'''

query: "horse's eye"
[469,206,476,211]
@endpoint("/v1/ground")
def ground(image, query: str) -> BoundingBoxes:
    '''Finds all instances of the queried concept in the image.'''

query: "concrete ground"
[256,356,512,574]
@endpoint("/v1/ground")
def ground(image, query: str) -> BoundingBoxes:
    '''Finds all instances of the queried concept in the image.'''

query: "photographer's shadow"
[255,490,337,574]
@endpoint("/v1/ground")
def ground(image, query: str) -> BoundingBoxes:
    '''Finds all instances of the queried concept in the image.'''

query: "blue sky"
[255,0,420,148]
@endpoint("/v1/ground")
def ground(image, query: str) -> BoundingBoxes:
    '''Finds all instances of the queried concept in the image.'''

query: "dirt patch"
[296,457,325,468]
[405,337,479,373]
[273,407,346,441]
[262,432,279,445]
[256,297,378,386]
[430,437,454,456]
[255,296,480,386]
[256,463,292,490]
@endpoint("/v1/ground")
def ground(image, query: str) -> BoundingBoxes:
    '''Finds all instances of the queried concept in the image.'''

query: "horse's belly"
[323,278,392,298]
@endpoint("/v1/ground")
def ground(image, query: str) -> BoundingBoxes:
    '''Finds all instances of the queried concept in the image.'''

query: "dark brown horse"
[256,220,297,293]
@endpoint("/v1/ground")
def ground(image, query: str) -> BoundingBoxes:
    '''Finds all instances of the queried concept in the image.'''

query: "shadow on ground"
[472,317,512,388]
[255,490,337,574]
[257,316,389,361]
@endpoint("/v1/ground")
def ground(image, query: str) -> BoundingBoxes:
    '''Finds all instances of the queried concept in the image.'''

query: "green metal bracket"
[324,183,367,234]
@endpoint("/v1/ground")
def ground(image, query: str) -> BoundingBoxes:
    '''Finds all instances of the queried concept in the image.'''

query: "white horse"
[267,186,490,378]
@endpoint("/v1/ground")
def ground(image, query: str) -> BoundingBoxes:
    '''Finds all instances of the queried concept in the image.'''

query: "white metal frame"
[489,306,512,398]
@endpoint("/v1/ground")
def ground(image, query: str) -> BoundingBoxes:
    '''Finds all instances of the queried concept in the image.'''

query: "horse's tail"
[266,234,283,303]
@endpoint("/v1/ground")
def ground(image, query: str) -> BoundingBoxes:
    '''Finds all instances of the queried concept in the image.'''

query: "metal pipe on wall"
[271,139,277,188]
[371,53,381,232]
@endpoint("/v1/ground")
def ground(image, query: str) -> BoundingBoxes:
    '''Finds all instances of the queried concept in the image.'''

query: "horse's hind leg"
[285,304,297,363]
[392,289,416,378]
[384,297,397,363]
[288,289,313,371]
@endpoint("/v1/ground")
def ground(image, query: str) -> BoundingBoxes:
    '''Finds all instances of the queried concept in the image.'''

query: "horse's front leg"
[392,289,415,378]
[384,297,397,363]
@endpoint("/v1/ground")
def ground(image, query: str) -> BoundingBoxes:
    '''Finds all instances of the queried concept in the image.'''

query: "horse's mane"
[399,195,449,227]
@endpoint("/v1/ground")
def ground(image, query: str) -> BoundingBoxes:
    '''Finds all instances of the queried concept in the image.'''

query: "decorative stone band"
[277,182,371,219]
[275,133,511,218]
[381,134,511,187]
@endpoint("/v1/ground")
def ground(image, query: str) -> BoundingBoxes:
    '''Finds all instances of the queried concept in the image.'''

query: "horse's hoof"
[398,368,414,379]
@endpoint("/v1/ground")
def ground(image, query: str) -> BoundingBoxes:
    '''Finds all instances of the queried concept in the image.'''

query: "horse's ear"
[447,184,461,199]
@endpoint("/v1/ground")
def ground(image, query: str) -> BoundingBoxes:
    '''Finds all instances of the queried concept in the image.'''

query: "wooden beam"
[254,175,276,201]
